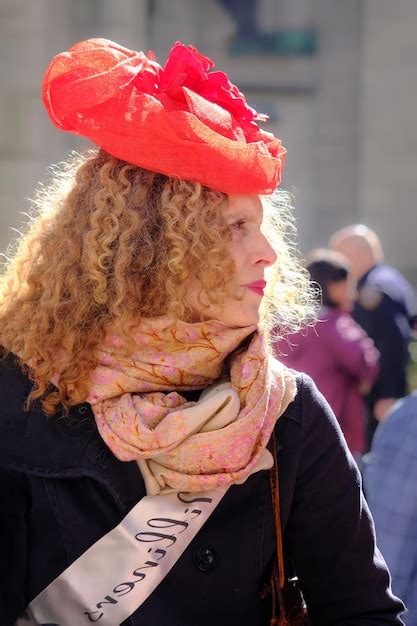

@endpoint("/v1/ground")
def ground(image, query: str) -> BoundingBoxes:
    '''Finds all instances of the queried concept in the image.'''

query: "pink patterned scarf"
[87,317,296,494]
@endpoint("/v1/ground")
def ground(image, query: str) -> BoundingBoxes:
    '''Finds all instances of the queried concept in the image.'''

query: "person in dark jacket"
[330,225,417,448]
[0,38,405,626]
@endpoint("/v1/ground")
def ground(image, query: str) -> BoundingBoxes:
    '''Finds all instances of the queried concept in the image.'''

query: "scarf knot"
[88,317,296,494]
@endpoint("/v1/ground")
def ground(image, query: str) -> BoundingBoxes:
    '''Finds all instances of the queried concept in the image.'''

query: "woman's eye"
[231,220,246,231]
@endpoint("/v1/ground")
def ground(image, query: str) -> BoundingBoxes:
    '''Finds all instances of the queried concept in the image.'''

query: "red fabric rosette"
[42,38,286,194]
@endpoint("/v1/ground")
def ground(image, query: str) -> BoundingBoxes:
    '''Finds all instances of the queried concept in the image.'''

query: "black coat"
[0,356,404,626]
[354,263,417,403]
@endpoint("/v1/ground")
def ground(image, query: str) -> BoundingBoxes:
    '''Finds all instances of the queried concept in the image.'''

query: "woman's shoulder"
[0,353,31,428]
[0,353,97,472]
[284,370,334,421]
[0,354,33,470]
[0,355,30,469]
[281,370,346,448]
[0,350,29,390]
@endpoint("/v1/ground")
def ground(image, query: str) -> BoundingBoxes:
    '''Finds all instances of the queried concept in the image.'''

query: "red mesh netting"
[42,38,286,194]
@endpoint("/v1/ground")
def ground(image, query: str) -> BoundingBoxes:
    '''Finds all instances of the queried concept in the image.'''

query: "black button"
[193,546,216,572]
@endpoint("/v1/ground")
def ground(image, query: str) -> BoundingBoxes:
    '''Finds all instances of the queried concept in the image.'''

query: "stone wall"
[360,0,417,283]
[0,0,148,251]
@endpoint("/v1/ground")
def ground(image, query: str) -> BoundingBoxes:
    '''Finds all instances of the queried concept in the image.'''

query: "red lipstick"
[246,280,267,296]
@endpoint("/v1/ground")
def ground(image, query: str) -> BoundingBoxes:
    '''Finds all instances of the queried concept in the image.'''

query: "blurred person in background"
[330,225,417,448]
[364,391,417,625]
[275,249,380,460]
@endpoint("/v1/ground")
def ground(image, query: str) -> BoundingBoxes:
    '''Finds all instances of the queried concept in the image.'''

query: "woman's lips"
[246,280,267,296]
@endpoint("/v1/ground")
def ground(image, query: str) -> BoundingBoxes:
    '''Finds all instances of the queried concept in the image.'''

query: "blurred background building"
[1,0,416,284]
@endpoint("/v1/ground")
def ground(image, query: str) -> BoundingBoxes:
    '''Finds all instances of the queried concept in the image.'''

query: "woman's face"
[187,194,277,327]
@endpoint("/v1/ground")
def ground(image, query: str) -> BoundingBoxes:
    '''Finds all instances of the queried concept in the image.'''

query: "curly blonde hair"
[0,149,314,414]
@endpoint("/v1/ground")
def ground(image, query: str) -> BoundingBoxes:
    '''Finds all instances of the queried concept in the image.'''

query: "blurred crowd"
[275,224,417,624]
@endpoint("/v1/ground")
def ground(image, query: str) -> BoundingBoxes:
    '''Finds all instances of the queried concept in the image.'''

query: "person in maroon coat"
[275,249,380,458]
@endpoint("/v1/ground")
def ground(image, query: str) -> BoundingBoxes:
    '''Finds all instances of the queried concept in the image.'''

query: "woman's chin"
[213,309,260,328]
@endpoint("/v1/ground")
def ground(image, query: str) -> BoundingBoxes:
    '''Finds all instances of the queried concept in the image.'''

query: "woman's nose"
[251,233,277,267]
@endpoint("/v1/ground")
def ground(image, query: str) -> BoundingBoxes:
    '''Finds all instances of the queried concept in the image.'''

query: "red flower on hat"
[42,38,286,194]
[158,42,268,143]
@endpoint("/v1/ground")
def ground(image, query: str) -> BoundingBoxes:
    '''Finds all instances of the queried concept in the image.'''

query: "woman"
[0,39,404,625]
[275,249,380,458]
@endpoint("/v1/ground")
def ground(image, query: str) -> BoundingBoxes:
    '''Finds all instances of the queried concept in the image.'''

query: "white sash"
[17,489,226,626]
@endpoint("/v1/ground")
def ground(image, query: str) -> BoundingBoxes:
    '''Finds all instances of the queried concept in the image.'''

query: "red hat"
[42,38,286,194]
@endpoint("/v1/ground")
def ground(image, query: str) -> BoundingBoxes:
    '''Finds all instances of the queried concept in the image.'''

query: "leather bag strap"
[268,436,289,625]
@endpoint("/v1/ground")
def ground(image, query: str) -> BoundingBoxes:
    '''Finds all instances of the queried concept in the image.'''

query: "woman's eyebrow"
[224,211,255,222]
